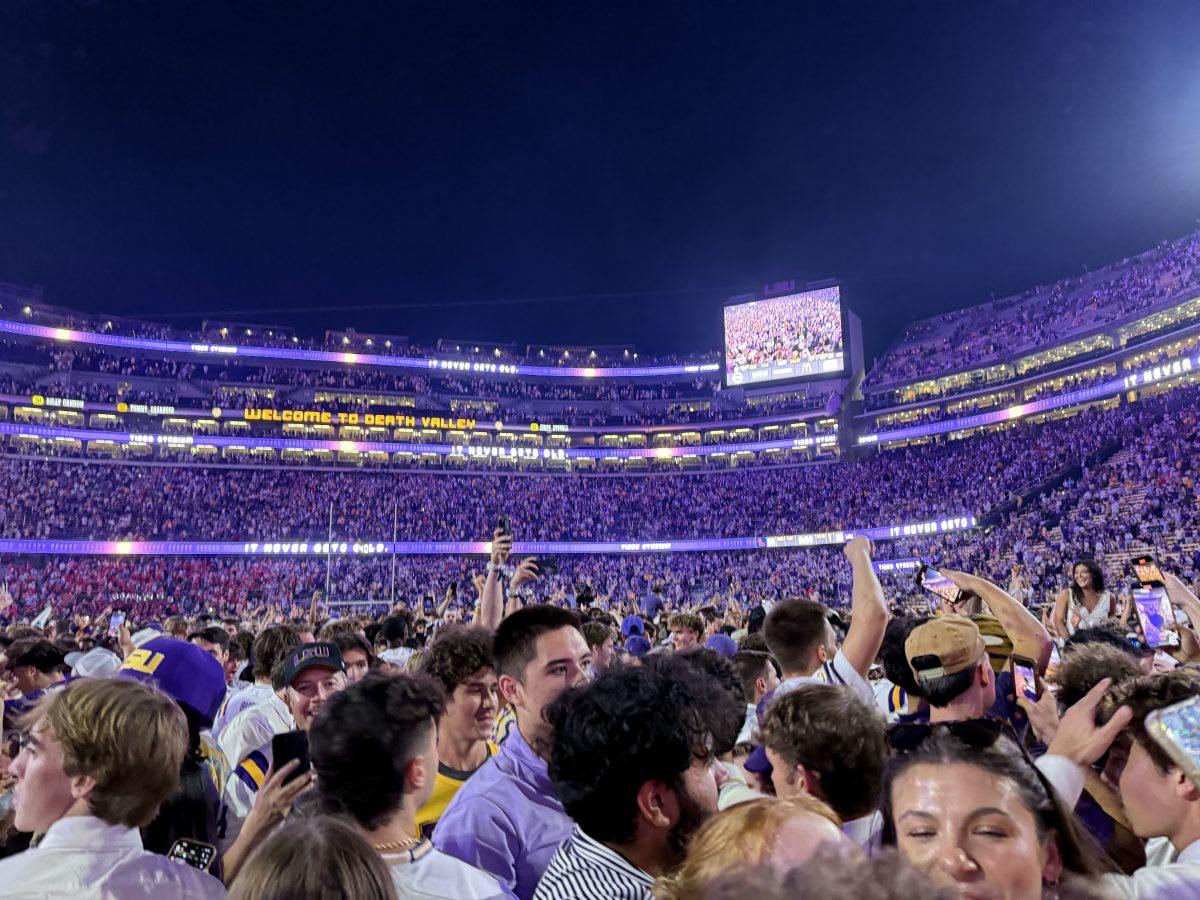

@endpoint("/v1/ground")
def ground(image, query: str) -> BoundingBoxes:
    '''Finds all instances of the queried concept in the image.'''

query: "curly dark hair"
[545,656,718,845]
[669,648,748,755]
[758,683,888,820]
[418,625,494,695]
[310,672,446,829]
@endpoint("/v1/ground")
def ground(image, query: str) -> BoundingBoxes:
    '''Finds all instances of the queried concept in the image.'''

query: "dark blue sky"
[2,1,1198,365]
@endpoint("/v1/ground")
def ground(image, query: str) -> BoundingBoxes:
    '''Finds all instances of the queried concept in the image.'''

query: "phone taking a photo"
[107,610,127,639]
[1132,554,1166,588]
[271,730,311,785]
[497,516,511,537]
[1011,654,1040,702]
[917,564,961,605]
[536,557,559,576]
[1132,586,1180,649]
[167,838,216,872]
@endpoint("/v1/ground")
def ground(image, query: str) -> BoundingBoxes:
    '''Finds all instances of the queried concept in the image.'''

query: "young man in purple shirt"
[433,606,592,900]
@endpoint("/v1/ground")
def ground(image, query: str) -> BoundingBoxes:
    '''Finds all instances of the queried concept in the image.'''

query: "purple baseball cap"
[623,635,652,657]
[704,634,737,658]
[118,637,227,729]
[621,615,646,637]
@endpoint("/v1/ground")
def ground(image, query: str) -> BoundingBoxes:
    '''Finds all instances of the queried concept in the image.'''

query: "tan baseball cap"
[906,614,986,682]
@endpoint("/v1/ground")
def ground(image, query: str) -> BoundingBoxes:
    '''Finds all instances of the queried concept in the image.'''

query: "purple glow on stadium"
[0,318,721,380]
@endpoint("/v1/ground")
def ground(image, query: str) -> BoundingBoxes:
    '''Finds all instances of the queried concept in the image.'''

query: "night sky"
[2,2,1198,366]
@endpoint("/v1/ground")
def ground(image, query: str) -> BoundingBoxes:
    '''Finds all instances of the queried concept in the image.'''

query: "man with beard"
[533,658,727,899]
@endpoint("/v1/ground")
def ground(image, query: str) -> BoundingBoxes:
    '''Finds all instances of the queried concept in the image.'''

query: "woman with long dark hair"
[880,727,1113,899]
[1052,560,1115,636]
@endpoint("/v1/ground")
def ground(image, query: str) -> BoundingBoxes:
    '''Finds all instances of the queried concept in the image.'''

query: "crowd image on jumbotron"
[723,286,845,385]
[3,4,1200,900]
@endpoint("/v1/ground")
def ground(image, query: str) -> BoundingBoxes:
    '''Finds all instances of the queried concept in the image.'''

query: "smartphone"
[449,582,457,597]
[1146,695,1200,789]
[1011,655,1040,702]
[271,730,311,785]
[498,515,511,537]
[1133,586,1180,649]
[423,596,435,613]
[107,610,127,639]
[536,557,559,576]
[167,838,216,872]
[1132,554,1166,588]
[917,564,961,605]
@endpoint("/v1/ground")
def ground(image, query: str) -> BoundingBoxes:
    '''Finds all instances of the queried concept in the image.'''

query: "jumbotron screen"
[723,285,846,386]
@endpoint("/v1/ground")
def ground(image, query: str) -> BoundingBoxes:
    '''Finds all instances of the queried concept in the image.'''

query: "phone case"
[1146,696,1200,788]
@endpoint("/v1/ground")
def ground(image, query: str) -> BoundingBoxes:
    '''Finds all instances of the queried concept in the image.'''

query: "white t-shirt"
[774,651,876,709]
[385,838,509,899]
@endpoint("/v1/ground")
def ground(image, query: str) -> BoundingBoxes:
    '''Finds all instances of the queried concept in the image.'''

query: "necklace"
[373,837,420,852]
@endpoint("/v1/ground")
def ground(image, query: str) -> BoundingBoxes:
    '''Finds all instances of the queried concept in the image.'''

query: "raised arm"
[944,570,1054,673]
[838,535,889,677]
[477,528,511,633]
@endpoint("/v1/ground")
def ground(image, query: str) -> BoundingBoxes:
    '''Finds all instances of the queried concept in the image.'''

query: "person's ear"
[69,773,96,803]
[498,673,522,707]
[978,661,993,688]
[1174,768,1200,802]
[406,755,428,793]
[1041,832,1064,886]
[635,780,678,829]
[754,675,767,697]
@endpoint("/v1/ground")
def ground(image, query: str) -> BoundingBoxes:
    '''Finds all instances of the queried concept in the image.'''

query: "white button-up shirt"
[1103,838,1200,899]
[0,815,225,899]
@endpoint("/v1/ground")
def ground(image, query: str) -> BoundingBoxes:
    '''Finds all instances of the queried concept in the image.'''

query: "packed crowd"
[5,523,1200,899]
[723,290,843,375]
[866,229,1200,388]
[0,388,1146,543]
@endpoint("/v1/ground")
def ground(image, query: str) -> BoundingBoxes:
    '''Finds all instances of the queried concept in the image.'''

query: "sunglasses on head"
[887,717,1007,754]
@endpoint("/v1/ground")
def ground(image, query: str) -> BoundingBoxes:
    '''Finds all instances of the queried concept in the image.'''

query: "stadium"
[0,226,1195,617]
[5,4,1200,899]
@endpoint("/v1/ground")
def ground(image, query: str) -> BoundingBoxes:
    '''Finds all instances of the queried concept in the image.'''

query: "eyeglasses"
[887,717,1007,754]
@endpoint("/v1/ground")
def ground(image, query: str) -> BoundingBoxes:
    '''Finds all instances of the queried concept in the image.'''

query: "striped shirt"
[532,826,653,900]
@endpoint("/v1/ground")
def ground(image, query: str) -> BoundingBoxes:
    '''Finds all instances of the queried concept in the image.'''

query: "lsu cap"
[282,642,345,686]
[118,637,227,728]
[905,614,986,683]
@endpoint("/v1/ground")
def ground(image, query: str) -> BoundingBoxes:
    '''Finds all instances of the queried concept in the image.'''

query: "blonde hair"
[403,648,427,674]
[28,678,187,828]
[230,814,397,900]
[653,795,841,900]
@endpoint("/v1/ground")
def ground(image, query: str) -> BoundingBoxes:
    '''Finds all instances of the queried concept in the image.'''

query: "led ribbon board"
[0,420,838,459]
[0,517,975,556]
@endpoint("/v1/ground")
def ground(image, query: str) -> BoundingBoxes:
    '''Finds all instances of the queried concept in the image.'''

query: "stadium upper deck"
[2,228,1200,471]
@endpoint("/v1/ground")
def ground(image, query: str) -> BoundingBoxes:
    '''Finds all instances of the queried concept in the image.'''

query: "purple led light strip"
[0,319,720,380]
[0,517,975,557]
